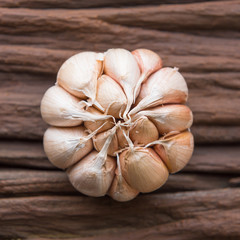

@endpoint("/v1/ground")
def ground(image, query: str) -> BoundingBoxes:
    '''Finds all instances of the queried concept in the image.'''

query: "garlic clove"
[40,85,83,127]
[116,126,129,149]
[120,147,169,193]
[57,51,104,107]
[40,86,113,127]
[132,49,162,100]
[96,75,127,118]
[104,48,140,120]
[133,104,193,135]
[67,150,116,197]
[67,127,117,197]
[129,116,159,145]
[43,126,93,169]
[93,129,119,156]
[153,131,194,173]
[108,168,139,202]
[129,67,188,115]
[84,107,115,134]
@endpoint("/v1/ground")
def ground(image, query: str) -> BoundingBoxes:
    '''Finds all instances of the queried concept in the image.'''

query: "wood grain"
[1,141,240,174]
[0,0,239,239]
[0,0,226,9]
[0,188,239,239]
[0,69,239,141]
[0,168,234,196]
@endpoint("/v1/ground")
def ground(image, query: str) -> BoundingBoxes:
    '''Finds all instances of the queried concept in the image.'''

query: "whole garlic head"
[41,48,194,202]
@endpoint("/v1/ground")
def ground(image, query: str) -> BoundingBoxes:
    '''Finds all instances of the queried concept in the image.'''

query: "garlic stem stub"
[40,48,194,202]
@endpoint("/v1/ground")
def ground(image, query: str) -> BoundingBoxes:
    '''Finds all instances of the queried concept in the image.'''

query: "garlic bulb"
[132,49,162,100]
[96,75,127,118]
[129,116,159,145]
[152,131,194,173]
[57,51,104,109]
[133,104,193,135]
[43,126,93,169]
[41,48,194,202]
[120,147,169,193]
[130,67,188,115]
[104,48,140,119]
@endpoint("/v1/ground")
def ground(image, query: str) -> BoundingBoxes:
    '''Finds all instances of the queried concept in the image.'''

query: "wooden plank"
[0,0,226,9]
[0,1,239,35]
[0,168,233,196]
[1,45,239,75]
[1,141,240,174]
[0,188,239,239]
[0,141,54,169]
[0,66,240,142]
[185,145,240,173]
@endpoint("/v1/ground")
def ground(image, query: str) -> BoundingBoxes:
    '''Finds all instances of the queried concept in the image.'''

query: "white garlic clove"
[40,85,83,127]
[132,49,162,100]
[104,48,140,120]
[129,67,188,115]
[96,75,127,118]
[120,147,169,193]
[67,150,116,197]
[84,107,115,134]
[57,51,104,107]
[133,104,193,135]
[93,129,119,156]
[116,126,129,149]
[154,131,194,173]
[108,168,139,202]
[129,116,159,145]
[43,126,93,169]
[40,86,113,127]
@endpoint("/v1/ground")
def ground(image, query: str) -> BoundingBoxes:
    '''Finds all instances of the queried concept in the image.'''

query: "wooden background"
[0,0,240,239]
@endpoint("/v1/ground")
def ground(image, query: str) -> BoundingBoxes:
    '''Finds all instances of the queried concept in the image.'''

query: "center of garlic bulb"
[41,48,194,202]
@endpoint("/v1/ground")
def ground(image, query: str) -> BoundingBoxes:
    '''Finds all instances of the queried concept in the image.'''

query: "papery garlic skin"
[120,148,169,193]
[93,129,119,157]
[40,85,83,127]
[108,169,139,202]
[57,51,104,108]
[116,127,129,149]
[67,150,116,197]
[84,107,115,134]
[96,75,127,118]
[43,126,93,169]
[154,131,194,173]
[130,116,159,145]
[134,105,193,135]
[132,49,162,100]
[130,67,188,115]
[104,48,140,119]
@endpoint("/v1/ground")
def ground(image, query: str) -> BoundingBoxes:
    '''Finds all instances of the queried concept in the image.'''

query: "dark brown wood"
[0,0,239,239]
[0,0,226,9]
[0,188,239,239]
[1,141,240,174]
[0,168,233,196]
[1,70,240,141]
[0,141,54,169]
[184,145,240,174]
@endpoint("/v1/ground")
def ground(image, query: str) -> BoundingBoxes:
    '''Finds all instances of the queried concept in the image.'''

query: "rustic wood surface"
[0,0,239,239]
